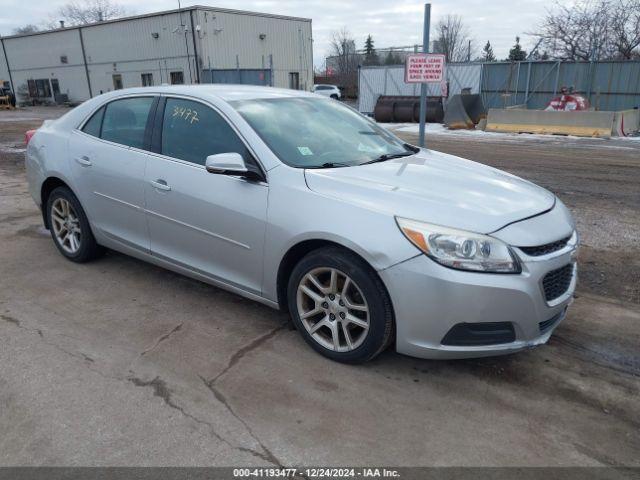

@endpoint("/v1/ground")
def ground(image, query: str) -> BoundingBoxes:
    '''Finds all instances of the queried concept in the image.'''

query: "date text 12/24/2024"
[233,468,400,478]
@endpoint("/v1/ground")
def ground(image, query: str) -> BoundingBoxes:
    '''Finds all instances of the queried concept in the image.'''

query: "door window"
[82,106,105,137]
[161,98,250,166]
[101,97,154,149]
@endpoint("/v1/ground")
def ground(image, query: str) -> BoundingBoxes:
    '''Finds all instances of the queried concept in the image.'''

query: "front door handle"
[75,155,92,166]
[150,179,171,191]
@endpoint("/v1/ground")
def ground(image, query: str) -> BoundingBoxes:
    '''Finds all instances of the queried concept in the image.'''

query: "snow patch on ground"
[379,122,640,148]
[0,142,26,154]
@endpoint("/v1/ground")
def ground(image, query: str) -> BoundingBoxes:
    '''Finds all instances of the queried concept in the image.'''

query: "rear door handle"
[150,179,171,191]
[75,155,92,166]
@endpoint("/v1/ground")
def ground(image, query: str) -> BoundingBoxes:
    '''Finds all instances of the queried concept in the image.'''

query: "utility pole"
[418,3,431,148]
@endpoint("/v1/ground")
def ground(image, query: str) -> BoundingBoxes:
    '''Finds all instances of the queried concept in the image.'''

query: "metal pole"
[0,37,15,95]
[418,3,431,148]
[524,61,532,107]
[78,27,93,98]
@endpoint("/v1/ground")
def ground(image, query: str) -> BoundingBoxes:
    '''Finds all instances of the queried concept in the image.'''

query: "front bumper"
[380,245,577,360]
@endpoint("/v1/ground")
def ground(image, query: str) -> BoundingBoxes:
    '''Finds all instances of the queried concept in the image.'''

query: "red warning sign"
[405,54,446,83]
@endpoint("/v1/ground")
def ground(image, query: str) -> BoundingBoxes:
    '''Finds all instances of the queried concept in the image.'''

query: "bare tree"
[12,24,40,35]
[610,0,640,59]
[433,15,474,62]
[533,0,640,60]
[328,28,359,94]
[56,0,127,26]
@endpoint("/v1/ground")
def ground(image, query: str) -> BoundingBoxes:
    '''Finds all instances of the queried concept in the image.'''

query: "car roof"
[102,84,317,102]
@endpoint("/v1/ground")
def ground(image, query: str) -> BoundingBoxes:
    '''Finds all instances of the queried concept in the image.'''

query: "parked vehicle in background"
[0,85,16,109]
[313,84,341,99]
[25,85,578,364]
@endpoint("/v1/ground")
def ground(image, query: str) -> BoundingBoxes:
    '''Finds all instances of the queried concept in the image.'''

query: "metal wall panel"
[194,9,313,90]
[0,7,313,102]
[0,42,10,86]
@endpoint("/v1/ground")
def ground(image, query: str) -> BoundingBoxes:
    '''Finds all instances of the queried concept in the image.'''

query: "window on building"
[112,74,123,90]
[170,71,184,85]
[289,72,300,90]
[51,79,61,96]
[161,98,250,166]
[81,106,105,138]
[101,97,154,149]
[30,79,52,98]
[141,73,154,87]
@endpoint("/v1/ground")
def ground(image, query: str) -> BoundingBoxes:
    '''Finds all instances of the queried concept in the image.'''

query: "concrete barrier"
[613,109,640,137]
[485,109,617,137]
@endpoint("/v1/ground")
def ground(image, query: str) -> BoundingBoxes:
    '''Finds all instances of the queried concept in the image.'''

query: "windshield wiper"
[360,151,414,165]
[305,162,351,169]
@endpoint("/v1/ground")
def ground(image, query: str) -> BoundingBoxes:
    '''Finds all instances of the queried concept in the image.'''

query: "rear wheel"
[287,247,393,363]
[47,186,103,262]
[330,94,339,100]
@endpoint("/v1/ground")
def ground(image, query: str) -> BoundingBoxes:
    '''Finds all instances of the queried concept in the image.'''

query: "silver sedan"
[25,85,578,363]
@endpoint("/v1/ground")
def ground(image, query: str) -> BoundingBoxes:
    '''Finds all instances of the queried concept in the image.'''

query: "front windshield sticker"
[297,146,314,156]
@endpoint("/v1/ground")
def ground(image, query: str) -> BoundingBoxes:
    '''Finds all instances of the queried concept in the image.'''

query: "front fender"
[261,167,418,303]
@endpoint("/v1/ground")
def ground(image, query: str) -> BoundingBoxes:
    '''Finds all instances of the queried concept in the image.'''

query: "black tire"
[46,186,104,263]
[330,94,339,100]
[287,246,394,363]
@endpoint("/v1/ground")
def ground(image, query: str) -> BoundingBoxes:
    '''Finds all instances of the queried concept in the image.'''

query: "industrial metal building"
[0,6,313,104]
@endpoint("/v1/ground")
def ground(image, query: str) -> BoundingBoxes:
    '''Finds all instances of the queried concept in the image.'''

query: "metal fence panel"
[358,63,481,114]
[359,60,640,114]
[481,60,640,111]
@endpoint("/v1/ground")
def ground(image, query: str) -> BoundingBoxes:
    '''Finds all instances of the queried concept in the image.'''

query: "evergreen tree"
[384,50,399,65]
[482,41,496,61]
[508,36,527,61]
[363,35,380,66]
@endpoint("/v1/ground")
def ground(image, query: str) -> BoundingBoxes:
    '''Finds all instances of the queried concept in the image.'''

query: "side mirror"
[205,153,248,175]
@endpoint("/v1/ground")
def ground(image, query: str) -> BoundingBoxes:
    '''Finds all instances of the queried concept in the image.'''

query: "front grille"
[520,236,571,257]
[441,322,515,346]
[542,264,574,302]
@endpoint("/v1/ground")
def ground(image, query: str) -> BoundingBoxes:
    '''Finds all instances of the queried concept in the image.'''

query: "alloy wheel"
[51,198,82,254]
[296,267,370,352]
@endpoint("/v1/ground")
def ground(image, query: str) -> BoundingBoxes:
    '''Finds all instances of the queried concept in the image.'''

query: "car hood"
[304,149,556,234]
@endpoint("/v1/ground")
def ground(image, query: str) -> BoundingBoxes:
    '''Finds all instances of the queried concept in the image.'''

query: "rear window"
[101,97,154,149]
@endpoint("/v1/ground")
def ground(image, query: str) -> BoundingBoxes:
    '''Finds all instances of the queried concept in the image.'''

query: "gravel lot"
[0,107,638,467]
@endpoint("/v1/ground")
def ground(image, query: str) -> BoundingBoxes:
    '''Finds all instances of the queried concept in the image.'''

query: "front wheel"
[47,186,103,262]
[287,247,394,363]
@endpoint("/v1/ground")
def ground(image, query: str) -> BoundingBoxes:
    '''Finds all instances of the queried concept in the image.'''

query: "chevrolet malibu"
[25,85,578,363]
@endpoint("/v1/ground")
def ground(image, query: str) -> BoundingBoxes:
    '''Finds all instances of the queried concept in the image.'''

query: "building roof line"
[1,5,311,40]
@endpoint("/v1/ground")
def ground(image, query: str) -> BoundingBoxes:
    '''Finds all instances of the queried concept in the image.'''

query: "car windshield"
[230,97,414,168]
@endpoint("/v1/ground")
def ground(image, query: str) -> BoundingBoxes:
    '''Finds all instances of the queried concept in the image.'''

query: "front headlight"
[396,217,521,273]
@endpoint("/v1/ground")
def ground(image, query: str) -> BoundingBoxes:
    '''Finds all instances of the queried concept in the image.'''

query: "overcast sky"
[0,0,552,65]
